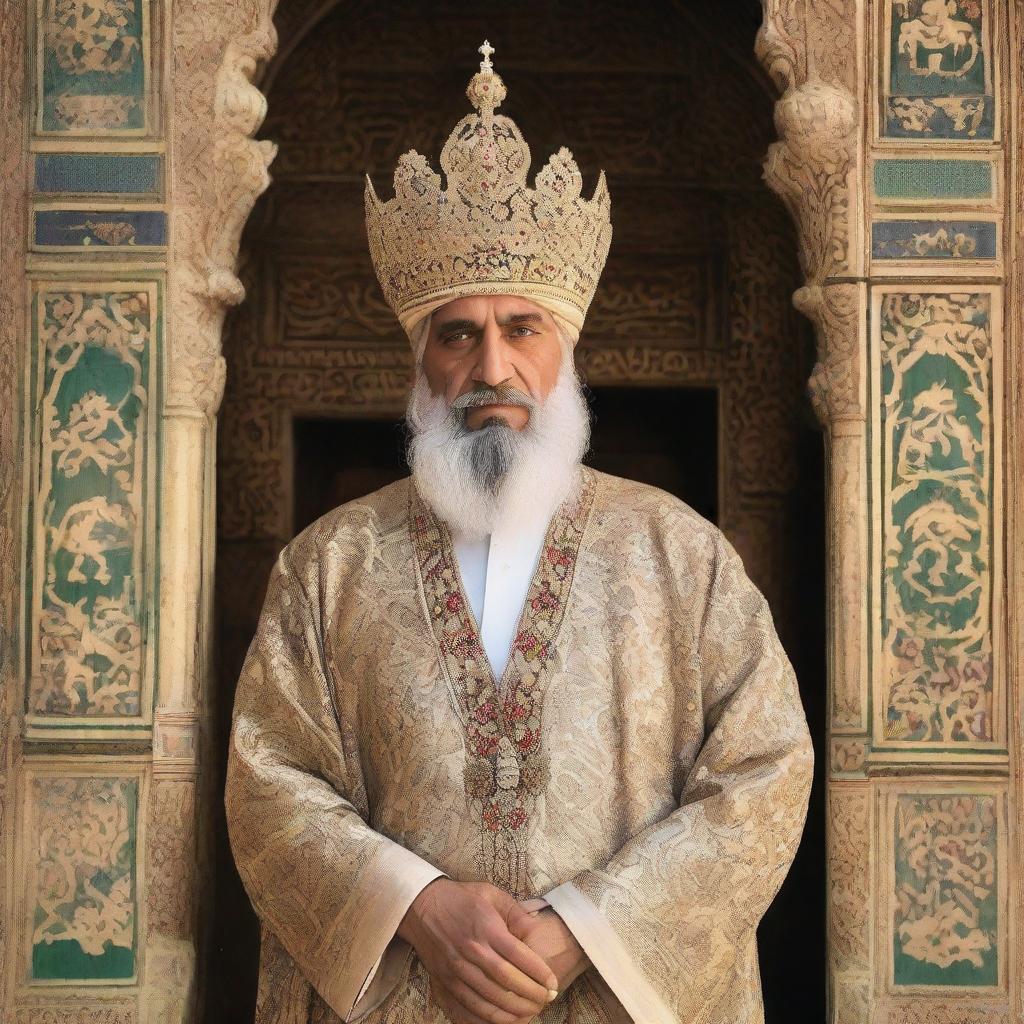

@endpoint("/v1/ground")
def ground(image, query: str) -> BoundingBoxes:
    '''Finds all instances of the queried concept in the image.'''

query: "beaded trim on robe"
[409,466,596,895]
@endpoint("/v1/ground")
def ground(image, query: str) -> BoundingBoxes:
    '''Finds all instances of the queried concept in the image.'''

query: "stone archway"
[0,1,1020,1022]
[209,4,822,1019]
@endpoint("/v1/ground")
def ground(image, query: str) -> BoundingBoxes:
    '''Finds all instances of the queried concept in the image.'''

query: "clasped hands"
[396,878,589,1024]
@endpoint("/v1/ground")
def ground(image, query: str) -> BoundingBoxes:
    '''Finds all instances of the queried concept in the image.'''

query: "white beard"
[405,341,592,540]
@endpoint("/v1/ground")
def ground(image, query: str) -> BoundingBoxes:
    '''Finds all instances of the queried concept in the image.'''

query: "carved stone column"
[145,5,280,1021]
[760,2,1016,1022]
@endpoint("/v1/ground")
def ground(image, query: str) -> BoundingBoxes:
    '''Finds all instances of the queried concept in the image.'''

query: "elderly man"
[225,42,813,1024]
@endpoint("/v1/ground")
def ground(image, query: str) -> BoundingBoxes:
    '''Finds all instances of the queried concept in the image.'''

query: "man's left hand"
[508,899,590,994]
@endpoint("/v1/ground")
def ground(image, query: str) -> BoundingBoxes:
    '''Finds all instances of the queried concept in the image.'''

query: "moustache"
[450,383,536,412]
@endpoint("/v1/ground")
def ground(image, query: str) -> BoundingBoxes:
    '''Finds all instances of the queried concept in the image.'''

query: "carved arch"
[167,3,822,1022]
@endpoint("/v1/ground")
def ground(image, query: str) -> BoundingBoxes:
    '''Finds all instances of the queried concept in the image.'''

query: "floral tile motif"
[882,1,994,140]
[28,775,138,981]
[38,0,150,134]
[28,286,158,720]
[876,292,995,745]
[893,793,998,986]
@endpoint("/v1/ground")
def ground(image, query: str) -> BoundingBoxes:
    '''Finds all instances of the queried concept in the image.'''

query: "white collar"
[450,502,555,684]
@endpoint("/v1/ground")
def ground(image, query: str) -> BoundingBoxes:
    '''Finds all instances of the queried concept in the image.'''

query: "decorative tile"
[891,792,1000,987]
[35,154,162,195]
[873,158,995,203]
[37,0,151,135]
[881,0,994,140]
[27,284,159,724]
[872,220,997,260]
[27,774,139,982]
[873,291,999,746]
[33,209,166,249]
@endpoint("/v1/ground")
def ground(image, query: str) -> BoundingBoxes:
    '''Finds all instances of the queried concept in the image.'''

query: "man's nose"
[471,321,514,388]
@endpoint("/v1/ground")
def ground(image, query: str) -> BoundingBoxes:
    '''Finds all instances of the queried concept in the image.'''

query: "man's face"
[420,295,564,431]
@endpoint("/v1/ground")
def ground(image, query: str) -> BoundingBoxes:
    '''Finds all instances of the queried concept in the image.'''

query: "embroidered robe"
[225,466,814,1024]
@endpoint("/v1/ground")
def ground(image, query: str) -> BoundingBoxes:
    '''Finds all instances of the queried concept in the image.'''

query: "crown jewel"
[364,42,613,338]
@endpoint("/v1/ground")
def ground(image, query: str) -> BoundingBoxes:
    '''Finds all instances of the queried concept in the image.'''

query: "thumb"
[519,897,549,915]
[505,900,537,939]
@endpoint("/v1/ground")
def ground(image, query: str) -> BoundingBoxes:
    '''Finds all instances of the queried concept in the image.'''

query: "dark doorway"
[291,385,720,536]
[293,417,408,535]
[585,385,718,524]
[210,1,826,1021]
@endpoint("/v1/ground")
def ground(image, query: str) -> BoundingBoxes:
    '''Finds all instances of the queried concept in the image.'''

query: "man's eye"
[510,326,536,338]
[443,332,473,344]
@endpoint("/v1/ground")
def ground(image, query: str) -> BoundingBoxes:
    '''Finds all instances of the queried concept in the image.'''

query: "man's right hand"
[397,878,559,1024]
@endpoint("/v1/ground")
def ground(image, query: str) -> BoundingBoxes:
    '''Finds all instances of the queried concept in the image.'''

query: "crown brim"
[399,281,587,341]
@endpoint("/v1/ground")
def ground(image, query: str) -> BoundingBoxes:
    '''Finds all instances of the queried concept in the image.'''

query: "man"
[225,42,813,1024]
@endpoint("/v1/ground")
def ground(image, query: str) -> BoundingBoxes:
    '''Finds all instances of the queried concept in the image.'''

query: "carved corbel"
[793,282,863,428]
[169,23,279,416]
[763,79,857,285]
[207,30,280,305]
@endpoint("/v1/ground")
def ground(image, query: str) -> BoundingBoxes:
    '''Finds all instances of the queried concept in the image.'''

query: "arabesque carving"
[754,0,805,94]
[757,9,874,1024]
[829,786,871,972]
[13,1004,136,1024]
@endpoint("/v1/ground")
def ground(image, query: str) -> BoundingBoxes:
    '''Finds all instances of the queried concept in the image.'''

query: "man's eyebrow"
[497,311,545,326]
[436,318,480,334]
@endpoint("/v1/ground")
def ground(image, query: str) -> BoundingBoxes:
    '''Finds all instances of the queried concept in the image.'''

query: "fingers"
[443,977,528,1024]
[490,928,559,992]
[452,957,548,1018]
[465,939,556,1004]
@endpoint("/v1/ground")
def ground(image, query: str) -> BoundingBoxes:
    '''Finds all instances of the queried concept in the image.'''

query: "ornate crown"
[364,41,613,338]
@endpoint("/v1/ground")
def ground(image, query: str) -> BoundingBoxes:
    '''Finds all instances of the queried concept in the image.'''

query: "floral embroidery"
[409,467,595,893]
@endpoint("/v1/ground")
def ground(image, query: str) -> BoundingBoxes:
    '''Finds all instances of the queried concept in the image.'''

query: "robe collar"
[408,464,596,892]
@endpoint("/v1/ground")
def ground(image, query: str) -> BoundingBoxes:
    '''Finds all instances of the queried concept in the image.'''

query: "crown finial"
[467,39,506,115]
[478,39,495,73]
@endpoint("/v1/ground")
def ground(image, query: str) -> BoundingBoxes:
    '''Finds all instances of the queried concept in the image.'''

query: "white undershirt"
[451,507,554,684]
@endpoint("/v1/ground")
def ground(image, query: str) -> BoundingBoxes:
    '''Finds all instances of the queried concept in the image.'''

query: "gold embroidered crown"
[364,41,613,339]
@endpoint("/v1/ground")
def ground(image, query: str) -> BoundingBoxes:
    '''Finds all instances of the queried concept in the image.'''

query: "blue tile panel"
[35,154,162,195]
[35,210,167,248]
[872,220,997,260]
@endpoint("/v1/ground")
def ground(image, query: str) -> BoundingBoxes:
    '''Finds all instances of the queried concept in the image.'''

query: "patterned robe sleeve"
[544,533,814,1023]
[225,546,446,1022]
